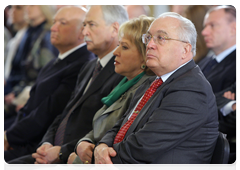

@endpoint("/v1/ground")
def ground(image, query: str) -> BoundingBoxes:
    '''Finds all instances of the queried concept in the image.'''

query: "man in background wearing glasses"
[94,12,218,164]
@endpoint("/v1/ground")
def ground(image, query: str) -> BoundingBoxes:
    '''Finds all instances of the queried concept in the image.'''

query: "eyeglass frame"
[142,32,189,45]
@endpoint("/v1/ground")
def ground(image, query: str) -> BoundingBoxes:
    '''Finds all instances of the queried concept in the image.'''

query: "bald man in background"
[5,6,95,162]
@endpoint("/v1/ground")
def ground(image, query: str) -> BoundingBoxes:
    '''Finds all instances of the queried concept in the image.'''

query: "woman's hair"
[39,5,57,29]
[118,15,155,75]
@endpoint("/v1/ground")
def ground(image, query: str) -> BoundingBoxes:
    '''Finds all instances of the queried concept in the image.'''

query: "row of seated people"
[4,5,59,128]
[4,5,235,164]
[3,5,151,129]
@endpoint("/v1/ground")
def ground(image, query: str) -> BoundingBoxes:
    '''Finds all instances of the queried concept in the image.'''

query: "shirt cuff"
[220,100,236,116]
[42,142,53,146]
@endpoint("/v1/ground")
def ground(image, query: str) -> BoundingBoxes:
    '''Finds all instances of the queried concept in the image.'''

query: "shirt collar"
[158,60,191,82]
[98,47,118,68]
[213,45,236,63]
[58,42,87,60]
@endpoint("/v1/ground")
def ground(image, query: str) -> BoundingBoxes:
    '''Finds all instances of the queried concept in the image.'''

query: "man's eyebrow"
[147,30,168,36]
[157,30,168,36]
[84,20,96,24]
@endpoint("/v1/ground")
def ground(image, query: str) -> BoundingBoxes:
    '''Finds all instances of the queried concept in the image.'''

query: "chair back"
[210,132,230,164]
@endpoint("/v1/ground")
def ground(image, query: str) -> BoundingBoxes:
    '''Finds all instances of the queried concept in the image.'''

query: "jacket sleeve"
[100,78,218,163]
[7,66,80,146]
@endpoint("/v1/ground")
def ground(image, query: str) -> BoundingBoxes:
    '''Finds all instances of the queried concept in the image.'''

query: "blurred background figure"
[198,5,236,94]
[215,83,236,163]
[5,5,28,81]
[169,5,188,15]
[4,5,58,112]
[4,27,12,63]
[4,6,12,64]
[56,5,87,11]
[183,5,211,63]
[125,5,151,19]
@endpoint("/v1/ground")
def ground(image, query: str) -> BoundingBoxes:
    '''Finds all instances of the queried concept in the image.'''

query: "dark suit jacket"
[41,56,124,162]
[216,81,238,152]
[6,45,95,150]
[198,49,236,93]
[98,60,219,164]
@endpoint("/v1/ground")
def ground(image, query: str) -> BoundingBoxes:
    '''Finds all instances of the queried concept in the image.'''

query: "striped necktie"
[113,78,163,144]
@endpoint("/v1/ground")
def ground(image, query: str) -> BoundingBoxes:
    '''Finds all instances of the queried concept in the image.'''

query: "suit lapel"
[205,50,236,80]
[73,56,116,109]
[125,60,197,137]
[65,58,96,109]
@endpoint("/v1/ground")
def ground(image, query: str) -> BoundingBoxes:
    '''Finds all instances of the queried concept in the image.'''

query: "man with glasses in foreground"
[94,12,219,164]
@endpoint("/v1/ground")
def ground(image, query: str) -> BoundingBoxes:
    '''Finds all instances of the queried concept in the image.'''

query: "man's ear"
[182,43,192,59]
[111,22,119,38]
[230,21,236,37]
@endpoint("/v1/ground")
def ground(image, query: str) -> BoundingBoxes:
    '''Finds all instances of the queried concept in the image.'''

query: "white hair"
[158,12,197,57]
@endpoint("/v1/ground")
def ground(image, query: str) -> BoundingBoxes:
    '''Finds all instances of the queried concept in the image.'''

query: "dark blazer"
[73,74,154,164]
[6,45,95,150]
[198,49,236,93]
[216,81,238,157]
[98,60,219,164]
[41,56,124,162]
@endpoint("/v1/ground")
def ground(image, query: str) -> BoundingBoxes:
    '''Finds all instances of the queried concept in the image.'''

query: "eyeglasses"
[142,33,189,45]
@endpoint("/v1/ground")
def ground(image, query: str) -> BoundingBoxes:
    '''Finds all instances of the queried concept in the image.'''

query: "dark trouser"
[4,155,39,170]
[4,155,57,170]
[5,143,38,163]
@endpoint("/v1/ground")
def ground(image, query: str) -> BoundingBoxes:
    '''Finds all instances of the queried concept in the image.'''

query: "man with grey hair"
[8,5,128,164]
[199,5,236,94]
[94,12,218,164]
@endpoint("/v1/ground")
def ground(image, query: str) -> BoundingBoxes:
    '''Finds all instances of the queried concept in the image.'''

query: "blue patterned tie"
[202,58,218,76]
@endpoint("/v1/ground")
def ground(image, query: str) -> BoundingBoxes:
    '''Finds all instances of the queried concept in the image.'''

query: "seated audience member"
[184,5,210,63]
[4,5,29,128]
[4,6,95,162]
[94,12,219,164]
[4,26,12,62]
[8,5,128,164]
[125,5,151,19]
[4,5,58,100]
[215,83,236,163]
[5,5,28,80]
[67,15,155,164]
[198,5,236,93]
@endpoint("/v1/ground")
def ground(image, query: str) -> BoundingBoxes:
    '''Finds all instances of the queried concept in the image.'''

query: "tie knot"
[151,78,163,89]
[95,61,102,71]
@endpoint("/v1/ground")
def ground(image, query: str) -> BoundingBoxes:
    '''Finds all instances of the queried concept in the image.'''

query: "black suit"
[5,45,95,162]
[8,56,124,164]
[215,83,236,163]
[198,49,236,93]
[98,60,219,164]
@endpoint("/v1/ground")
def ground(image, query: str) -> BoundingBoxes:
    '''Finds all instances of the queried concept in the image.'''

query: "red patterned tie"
[113,78,163,144]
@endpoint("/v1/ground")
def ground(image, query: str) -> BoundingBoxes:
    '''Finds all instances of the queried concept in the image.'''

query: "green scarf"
[101,72,145,107]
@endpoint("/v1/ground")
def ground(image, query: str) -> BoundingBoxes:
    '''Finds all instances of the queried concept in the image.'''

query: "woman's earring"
[141,64,146,70]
